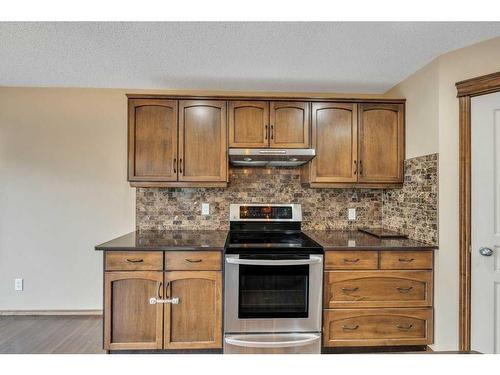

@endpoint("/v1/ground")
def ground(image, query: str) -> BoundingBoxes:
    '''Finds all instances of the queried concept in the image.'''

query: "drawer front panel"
[165,251,221,271]
[323,308,433,347]
[325,251,378,270]
[105,252,163,271]
[379,251,433,270]
[324,270,432,308]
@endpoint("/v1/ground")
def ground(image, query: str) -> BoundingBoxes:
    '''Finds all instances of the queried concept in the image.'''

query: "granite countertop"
[304,230,438,251]
[95,230,228,251]
[95,229,437,252]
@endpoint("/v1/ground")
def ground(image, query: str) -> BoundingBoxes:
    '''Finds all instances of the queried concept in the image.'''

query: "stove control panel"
[240,206,292,220]
[229,204,302,222]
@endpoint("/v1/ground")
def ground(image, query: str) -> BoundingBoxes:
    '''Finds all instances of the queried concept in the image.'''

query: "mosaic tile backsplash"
[137,168,383,231]
[136,153,438,245]
[382,153,438,245]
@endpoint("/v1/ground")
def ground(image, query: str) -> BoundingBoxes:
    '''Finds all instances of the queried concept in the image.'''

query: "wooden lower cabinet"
[322,250,434,350]
[104,264,222,351]
[164,271,222,349]
[104,271,164,350]
[323,308,433,347]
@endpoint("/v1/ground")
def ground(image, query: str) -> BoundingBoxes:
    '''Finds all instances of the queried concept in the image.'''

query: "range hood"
[228,148,316,167]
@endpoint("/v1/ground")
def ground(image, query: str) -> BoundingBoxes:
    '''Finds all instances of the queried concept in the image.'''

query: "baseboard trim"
[0,309,103,316]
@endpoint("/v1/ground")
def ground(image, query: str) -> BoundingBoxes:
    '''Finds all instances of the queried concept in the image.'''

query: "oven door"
[224,254,323,333]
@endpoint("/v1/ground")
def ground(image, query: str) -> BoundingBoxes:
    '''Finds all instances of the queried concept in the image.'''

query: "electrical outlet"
[14,278,23,291]
[348,208,356,221]
[201,203,210,216]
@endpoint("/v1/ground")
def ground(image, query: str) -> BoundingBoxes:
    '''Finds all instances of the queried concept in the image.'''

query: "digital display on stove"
[239,206,293,220]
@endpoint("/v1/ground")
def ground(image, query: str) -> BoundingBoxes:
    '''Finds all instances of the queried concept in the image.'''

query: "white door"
[471,91,500,353]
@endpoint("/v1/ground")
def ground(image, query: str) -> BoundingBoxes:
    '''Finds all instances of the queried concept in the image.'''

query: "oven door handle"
[225,255,322,266]
[224,335,320,348]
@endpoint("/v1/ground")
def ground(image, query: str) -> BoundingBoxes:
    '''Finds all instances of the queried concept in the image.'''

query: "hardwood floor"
[0,315,104,354]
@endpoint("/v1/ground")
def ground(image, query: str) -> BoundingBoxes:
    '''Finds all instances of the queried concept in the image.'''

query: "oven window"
[238,264,309,319]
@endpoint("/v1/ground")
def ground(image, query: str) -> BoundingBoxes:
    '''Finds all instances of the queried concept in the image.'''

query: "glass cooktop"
[226,231,323,252]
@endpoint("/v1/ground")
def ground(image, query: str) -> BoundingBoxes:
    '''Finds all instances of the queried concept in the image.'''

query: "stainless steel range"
[224,204,324,354]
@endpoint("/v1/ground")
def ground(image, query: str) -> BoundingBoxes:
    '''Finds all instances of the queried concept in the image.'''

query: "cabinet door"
[104,271,163,350]
[229,101,269,147]
[358,103,404,183]
[164,271,222,349]
[128,99,178,181]
[310,103,358,182]
[270,101,310,148]
[179,100,227,182]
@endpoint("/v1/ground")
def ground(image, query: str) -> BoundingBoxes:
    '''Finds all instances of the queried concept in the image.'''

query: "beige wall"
[385,36,500,350]
[385,60,439,159]
[0,88,135,310]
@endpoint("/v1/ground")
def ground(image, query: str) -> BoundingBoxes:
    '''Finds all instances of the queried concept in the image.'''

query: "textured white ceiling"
[1,22,500,93]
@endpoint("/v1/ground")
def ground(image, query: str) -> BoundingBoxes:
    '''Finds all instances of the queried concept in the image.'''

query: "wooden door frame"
[456,71,500,351]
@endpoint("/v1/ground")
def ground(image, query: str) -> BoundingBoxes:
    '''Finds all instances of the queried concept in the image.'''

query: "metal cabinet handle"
[359,160,363,176]
[396,324,413,330]
[179,158,183,174]
[353,160,358,174]
[149,282,178,304]
[265,125,268,140]
[270,124,274,140]
[343,258,360,263]
[341,287,359,293]
[398,258,414,263]
[126,258,144,263]
[157,281,162,299]
[342,325,359,331]
[149,297,179,305]
[185,259,202,263]
[173,158,177,173]
[396,286,413,293]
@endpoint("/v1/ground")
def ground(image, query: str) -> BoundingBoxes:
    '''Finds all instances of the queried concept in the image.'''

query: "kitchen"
[95,95,437,353]
[2,19,500,372]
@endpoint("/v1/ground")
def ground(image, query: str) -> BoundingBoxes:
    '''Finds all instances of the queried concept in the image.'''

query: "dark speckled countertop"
[95,230,228,251]
[95,229,437,252]
[304,230,437,251]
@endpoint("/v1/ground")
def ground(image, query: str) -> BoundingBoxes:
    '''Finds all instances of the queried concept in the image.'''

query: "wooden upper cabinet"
[104,271,163,350]
[358,103,404,183]
[164,271,222,349]
[229,101,269,148]
[270,101,310,148]
[128,99,178,181]
[178,100,227,182]
[310,103,358,183]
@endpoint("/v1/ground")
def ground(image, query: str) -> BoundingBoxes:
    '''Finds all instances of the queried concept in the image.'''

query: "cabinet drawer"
[105,252,163,271]
[324,270,433,308]
[165,251,221,271]
[380,251,433,270]
[323,308,433,347]
[325,251,378,270]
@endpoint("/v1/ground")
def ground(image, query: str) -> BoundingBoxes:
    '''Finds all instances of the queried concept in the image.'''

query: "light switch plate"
[348,208,356,221]
[14,278,23,291]
[201,203,210,216]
